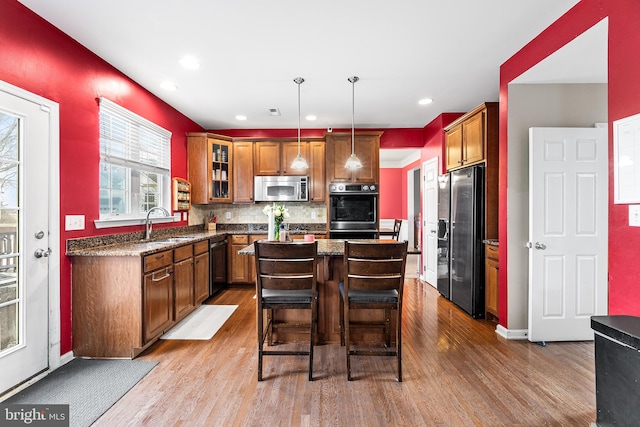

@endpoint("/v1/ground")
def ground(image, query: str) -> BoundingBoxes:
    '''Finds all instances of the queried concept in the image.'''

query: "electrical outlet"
[173,213,181,222]
[311,211,317,220]
[225,211,231,219]
[65,215,85,231]
[630,205,640,227]
[182,212,188,221]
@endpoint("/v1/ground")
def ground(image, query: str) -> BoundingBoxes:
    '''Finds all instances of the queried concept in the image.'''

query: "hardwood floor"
[94,279,596,426]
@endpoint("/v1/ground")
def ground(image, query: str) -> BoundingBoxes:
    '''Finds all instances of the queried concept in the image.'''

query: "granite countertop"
[483,239,499,246]
[66,223,328,257]
[238,239,397,257]
[66,230,223,256]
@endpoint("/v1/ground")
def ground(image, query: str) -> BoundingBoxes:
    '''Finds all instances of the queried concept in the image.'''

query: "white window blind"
[99,97,171,174]
[98,98,172,224]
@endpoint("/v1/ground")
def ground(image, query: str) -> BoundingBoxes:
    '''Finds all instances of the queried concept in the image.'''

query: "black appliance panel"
[329,194,377,224]
[437,174,451,299]
[210,237,227,295]
[329,230,379,240]
[449,165,485,318]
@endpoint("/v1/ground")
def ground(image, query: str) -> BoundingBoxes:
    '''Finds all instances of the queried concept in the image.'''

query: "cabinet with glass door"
[187,133,233,204]
[210,139,231,201]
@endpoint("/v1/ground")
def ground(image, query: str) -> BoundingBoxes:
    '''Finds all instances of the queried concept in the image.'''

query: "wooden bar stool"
[254,240,318,381]
[339,240,408,381]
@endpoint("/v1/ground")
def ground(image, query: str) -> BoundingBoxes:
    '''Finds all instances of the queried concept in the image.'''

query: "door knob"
[534,242,546,250]
[34,248,52,258]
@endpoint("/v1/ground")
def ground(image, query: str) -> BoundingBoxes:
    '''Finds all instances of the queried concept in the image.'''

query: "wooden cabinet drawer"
[144,250,172,273]
[230,235,249,245]
[174,244,193,262]
[194,240,209,255]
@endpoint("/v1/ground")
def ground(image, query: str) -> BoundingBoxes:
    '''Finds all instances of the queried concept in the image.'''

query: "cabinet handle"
[152,267,172,282]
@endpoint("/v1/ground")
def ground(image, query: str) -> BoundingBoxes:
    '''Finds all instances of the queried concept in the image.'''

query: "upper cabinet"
[254,140,310,176]
[308,141,325,203]
[325,131,382,184]
[444,102,498,171]
[444,102,499,239]
[187,133,233,204]
[233,141,254,203]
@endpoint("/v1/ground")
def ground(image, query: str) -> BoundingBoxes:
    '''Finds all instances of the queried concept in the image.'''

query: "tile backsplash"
[190,202,327,226]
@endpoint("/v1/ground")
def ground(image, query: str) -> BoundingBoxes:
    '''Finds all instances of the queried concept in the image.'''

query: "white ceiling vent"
[269,108,281,116]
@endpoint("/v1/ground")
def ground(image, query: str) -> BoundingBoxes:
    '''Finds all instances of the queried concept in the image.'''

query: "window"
[98,98,171,224]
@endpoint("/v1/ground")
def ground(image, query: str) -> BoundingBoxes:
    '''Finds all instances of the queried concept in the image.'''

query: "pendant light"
[345,76,363,169]
[290,77,309,170]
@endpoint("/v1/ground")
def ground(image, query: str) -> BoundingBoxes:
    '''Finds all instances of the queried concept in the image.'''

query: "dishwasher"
[209,236,228,295]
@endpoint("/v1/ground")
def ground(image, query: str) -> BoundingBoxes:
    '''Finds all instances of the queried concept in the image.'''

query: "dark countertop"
[238,239,401,257]
[591,315,640,350]
[66,223,328,257]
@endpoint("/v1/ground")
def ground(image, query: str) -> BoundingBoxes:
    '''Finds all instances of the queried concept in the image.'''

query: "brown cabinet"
[444,102,497,172]
[228,234,252,283]
[143,250,174,343]
[72,239,213,358]
[281,141,310,176]
[309,140,326,202]
[193,240,210,305]
[254,141,282,175]
[444,102,499,240]
[325,131,382,184]
[254,140,311,176]
[233,141,254,203]
[173,245,194,322]
[485,244,499,320]
[187,132,233,204]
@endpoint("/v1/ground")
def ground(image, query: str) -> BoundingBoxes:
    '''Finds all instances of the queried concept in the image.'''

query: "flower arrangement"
[263,203,289,240]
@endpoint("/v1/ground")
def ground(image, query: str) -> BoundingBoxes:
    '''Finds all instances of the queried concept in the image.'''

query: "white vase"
[267,211,275,241]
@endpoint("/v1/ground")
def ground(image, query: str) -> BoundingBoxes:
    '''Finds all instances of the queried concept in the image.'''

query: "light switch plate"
[65,215,85,231]
[182,212,188,221]
[629,205,640,227]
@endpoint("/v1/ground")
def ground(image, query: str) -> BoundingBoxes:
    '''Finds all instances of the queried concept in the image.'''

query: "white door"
[528,127,608,342]
[423,157,438,286]
[0,86,52,393]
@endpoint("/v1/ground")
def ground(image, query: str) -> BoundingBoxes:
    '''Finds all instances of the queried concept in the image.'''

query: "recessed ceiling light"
[305,115,317,121]
[235,115,247,121]
[179,55,200,70]
[160,81,177,91]
[418,98,433,105]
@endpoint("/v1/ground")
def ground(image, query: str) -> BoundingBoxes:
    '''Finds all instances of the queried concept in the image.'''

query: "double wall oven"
[329,182,379,239]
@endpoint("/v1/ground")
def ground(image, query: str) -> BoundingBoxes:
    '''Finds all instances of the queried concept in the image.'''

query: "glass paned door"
[0,112,19,354]
[0,86,50,394]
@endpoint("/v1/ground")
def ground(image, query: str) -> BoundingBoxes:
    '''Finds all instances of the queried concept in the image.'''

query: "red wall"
[0,1,203,355]
[379,168,404,219]
[499,0,640,325]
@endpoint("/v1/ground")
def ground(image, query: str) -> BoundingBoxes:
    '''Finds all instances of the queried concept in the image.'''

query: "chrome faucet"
[145,207,170,240]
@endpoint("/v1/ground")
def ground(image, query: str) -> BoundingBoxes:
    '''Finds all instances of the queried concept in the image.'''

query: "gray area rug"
[4,358,157,427]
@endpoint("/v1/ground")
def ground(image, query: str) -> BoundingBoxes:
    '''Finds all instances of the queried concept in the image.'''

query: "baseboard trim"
[496,325,528,340]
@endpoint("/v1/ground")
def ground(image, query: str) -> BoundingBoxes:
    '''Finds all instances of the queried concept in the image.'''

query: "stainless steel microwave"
[254,176,308,202]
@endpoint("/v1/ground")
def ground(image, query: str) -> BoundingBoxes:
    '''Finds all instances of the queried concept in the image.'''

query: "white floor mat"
[160,305,238,340]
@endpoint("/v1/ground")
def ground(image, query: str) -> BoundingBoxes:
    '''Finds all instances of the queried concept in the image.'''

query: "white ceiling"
[17,0,583,133]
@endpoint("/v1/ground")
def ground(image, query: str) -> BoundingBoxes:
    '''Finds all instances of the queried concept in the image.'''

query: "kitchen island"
[239,239,400,344]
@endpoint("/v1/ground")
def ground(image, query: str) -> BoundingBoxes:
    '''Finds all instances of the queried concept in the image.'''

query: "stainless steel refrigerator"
[438,165,485,318]
[437,174,451,299]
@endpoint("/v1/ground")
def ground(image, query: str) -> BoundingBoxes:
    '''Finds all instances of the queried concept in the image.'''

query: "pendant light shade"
[290,77,309,170]
[345,76,363,169]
